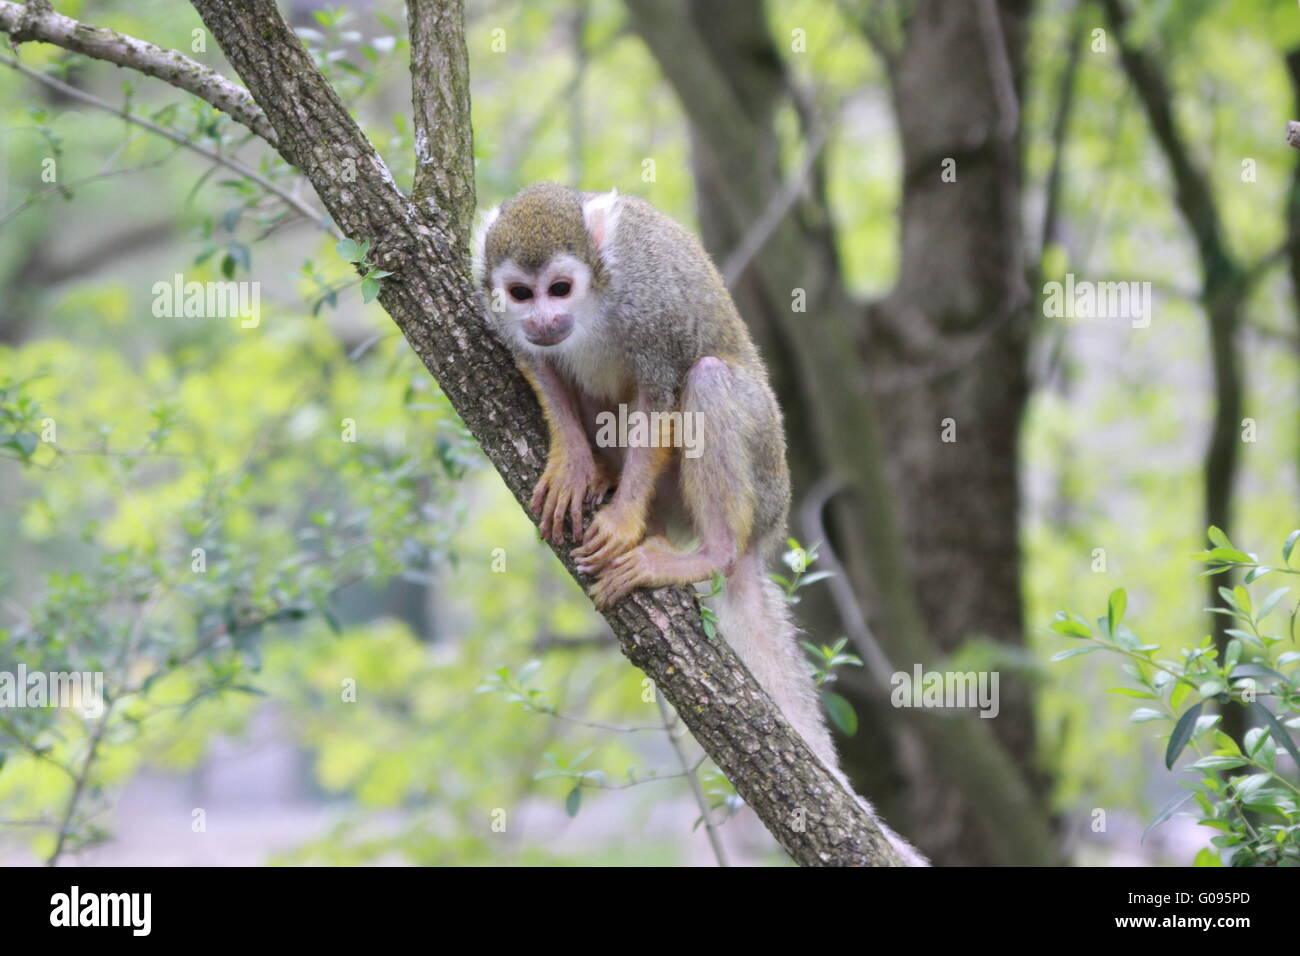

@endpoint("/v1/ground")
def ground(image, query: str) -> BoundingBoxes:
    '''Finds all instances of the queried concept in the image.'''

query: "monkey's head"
[474,182,622,352]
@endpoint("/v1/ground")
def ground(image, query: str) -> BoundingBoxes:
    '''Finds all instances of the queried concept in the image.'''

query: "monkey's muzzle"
[523,313,574,347]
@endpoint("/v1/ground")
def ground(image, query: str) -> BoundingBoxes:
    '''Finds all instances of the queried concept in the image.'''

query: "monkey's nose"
[523,313,573,346]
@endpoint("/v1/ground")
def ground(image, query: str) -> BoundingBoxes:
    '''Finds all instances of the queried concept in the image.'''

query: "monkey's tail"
[710,553,930,866]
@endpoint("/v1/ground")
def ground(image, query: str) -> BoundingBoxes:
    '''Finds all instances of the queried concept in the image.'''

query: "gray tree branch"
[0,0,275,144]
[177,0,905,866]
[1,0,918,868]
[408,0,476,248]
[624,0,1060,865]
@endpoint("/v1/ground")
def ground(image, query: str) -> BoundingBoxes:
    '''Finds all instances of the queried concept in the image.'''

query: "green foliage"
[334,238,393,305]
[1053,528,1300,866]
[774,538,833,603]
[0,326,479,861]
[778,538,863,736]
[802,637,864,737]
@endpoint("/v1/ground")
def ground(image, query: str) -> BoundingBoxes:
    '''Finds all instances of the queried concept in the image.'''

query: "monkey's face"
[488,253,596,351]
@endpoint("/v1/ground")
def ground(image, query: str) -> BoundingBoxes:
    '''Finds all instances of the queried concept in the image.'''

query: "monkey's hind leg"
[589,356,752,609]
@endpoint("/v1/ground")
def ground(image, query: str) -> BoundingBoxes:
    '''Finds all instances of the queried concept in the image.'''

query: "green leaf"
[1248,701,1300,773]
[822,690,858,736]
[564,786,582,818]
[1050,617,1092,639]
[7,432,38,458]
[1242,728,1263,759]
[226,242,250,273]
[1258,587,1291,621]
[1205,547,1252,564]
[1231,663,1285,683]
[1108,687,1157,699]
[1195,819,1234,832]
[1050,645,1099,662]
[1233,773,1271,801]
[1130,707,1167,723]
[1244,566,1274,585]
[336,238,363,262]
[1107,589,1127,635]
[1192,714,1221,738]
[1223,639,1242,671]
[1214,730,1241,755]
[1189,755,1247,771]
[1141,790,1194,843]
[361,276,380,303]
[1283,530,1300,564]
[1207,526,1231,549]
[1166,701,1204,769]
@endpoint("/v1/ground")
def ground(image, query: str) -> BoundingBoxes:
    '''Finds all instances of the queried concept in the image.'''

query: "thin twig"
[0,151,175,228]
[1039,1,1086,257]
[46,699,113,865]
[545,710,665,734]
[656,694,729,866]
[0,0,274,142]
[0,54,334,237]
[720,116,832,288]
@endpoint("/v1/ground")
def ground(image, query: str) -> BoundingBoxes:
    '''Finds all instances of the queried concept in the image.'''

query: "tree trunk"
[624,0,1056,864]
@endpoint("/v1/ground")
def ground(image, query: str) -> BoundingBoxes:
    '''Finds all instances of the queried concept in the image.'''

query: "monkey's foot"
[531,455,615,545]
[588,537,722,610]
[573,505,645,574]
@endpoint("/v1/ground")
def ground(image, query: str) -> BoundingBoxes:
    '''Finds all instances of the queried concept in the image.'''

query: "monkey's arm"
[573,385,674,573]
[523,361,613,545]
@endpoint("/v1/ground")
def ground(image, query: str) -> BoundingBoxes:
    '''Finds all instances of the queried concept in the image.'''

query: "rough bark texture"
[861,0,1044,861]
[0,0,920,867]
[623,0,1057,864]
[171,0,905,865]
[409,0,476,247]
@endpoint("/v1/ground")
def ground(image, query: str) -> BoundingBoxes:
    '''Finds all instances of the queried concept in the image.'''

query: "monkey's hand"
[573,503,645,575]
[573,423,670,576]
[531,450,615,546]
[587,537,673,609]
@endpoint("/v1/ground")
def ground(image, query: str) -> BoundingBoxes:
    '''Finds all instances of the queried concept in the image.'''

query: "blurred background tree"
[0,0,1296,866]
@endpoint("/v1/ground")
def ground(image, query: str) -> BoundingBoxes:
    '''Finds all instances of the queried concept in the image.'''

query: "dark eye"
[548,280,572,298]
[508,285,533,302]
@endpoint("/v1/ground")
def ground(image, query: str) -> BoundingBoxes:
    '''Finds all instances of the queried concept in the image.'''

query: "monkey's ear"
[582,189,623,260]
[471,205,501,284]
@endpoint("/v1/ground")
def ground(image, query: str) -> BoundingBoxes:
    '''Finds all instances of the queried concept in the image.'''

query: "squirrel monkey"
[475,183,926,865]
